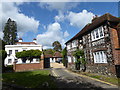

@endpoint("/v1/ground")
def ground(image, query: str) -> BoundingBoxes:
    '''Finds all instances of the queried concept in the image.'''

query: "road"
[51,68,119,89]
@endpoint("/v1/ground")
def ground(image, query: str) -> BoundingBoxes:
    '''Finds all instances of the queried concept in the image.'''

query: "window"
[91,26,104,41]
[93,51,107,63]
[36,58,40,62]
[73,57,76,63]
[67,44,71,50]
[67,56,72,63]
[15,50,18,54]
[99,27,104,37]
[72,40,77,48]
[95,29,99,38]
[9,50,12,55]
[8,59,12,64]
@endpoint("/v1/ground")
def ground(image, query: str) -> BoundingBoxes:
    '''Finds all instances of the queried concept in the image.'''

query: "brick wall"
[110,28,120,65]
[13,60,44,72]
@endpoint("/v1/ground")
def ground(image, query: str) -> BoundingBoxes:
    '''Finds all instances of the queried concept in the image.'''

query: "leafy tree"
[16,50,42,63]
[43,49,55,55]
[52,41,62,52]
[3,18,17,45]
[0,50,7,72]
[0,39,6,50]
[73,49,86,71]
[62,47,68,67]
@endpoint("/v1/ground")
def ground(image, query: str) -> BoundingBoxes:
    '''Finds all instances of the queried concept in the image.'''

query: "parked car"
[56,59,62,63]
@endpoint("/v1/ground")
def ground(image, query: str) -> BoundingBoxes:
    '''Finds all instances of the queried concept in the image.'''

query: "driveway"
[51,68,119,89]
[50,62,65,68]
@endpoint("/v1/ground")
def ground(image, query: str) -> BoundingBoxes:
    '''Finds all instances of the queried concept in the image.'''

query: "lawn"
[2,70,56,88]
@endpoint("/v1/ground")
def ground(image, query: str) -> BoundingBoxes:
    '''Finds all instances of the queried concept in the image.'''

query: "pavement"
[51,68,119,89]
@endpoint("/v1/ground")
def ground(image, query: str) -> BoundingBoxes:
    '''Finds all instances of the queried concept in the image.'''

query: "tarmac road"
[51,68,119,89]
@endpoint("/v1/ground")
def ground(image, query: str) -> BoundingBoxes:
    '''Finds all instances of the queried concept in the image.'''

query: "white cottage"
[4,38,42,66]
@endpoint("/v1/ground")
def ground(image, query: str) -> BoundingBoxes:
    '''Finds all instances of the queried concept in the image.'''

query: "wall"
[5,44,42,65]
[13,60,44,72]
[82,24,117,76]
[110,28,120,65]
[86,64,116,77]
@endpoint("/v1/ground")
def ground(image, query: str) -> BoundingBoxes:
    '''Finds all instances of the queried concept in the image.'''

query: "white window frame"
[67,44,71,50]
[93,51,107,63]
[67,56,72,63]
[15,50,18,54]
[9,50,12,55]
[72,40,77,48]
[8,59,12,64]
[91,26,104,41]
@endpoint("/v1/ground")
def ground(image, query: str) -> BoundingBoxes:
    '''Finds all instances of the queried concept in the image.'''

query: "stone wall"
[13,60,44,72]
[86,64,116,77]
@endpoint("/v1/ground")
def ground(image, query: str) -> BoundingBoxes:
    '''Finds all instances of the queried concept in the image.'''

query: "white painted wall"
[4,44,42,66]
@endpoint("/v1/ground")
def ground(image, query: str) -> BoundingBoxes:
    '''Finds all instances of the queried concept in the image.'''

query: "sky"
[0,1,119,49]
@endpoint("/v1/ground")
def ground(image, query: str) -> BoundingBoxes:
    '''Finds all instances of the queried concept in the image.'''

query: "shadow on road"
[50,75,105,90]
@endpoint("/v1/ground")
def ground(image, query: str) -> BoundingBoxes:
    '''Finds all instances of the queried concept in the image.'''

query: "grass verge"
[69,69,119,85]
[2,70,56,88]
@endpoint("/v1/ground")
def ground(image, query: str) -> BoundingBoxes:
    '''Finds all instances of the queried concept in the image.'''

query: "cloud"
[36,22,69,49]
[1,2,40,38]
[38,2,79,12]
[66,10,95,28]
[54,11,65,22]
[64,31,69,38]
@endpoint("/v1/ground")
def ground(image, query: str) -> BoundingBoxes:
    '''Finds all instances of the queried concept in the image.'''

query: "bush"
[16,50,42,62]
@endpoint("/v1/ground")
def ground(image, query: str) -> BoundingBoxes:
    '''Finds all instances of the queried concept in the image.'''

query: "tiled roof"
[44,54,53,58]
[44,52,62,58]
[16,42,37,45]
[53,52,62,58]
[66,13,120,44]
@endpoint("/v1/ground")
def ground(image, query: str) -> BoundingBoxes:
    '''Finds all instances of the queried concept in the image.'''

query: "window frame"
[9,50,12,55]
[91,26,104,41]
[8,59,12,64]
[15,50,18,54]
[93,51,107,63]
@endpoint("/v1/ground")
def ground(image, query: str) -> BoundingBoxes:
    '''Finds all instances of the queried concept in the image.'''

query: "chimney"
[33,38,37,43]
[18,38,23,42]
[92,15,98,22]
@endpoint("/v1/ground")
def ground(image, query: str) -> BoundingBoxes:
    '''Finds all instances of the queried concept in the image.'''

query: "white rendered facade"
[4,40,42,66]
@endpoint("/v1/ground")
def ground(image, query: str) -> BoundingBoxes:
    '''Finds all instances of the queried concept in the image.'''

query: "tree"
[3,18,17,45]
[73,49,86,71]
[43,49,55,55]
[62,47,68,68]
[52,41,62,52]
[16,50,42,63]
[0,39,7,72]
[0,50,7,72]
[0,39,6,50]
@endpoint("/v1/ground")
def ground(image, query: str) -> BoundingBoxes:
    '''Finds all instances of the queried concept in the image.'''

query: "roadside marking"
[64,69,117,87]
